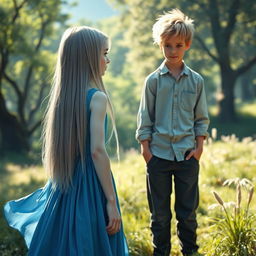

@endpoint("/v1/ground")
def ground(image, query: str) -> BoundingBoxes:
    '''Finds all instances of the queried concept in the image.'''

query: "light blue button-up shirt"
[136,61,210,161]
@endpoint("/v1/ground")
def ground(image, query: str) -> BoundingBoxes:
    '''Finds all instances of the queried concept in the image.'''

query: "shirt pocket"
[181,90,197,112]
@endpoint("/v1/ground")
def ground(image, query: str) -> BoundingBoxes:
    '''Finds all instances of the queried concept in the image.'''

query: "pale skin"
[100,41,110,76]
[90,43,121,235]
[141,35,205,163]
[90,91,121,235]
[161,35,191,78]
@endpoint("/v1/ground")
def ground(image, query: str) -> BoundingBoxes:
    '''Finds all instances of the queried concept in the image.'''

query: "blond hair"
[42,26,118,191]
[152,9,194,46]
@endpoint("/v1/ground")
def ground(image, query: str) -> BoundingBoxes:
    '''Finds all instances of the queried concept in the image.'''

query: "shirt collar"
[159,61,189,76]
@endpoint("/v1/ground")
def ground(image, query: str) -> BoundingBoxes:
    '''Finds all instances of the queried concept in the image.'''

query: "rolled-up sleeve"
[136,76,156,142]
[194,77,210,138]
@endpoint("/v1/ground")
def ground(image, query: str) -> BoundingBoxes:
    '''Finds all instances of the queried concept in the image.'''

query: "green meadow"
[1,133,256,255]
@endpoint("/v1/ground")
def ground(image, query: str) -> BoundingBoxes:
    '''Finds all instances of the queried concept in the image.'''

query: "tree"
[0,0,68,154]
[111,0,256,122]
[188,0,256,121]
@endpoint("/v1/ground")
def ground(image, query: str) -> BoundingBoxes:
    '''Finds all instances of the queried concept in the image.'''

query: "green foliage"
[0,0,69,152]
[97,16,130,77]
[208,179,256,256]
[104,72,139,151]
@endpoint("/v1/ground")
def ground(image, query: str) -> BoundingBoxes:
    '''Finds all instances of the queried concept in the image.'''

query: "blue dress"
[4,88,129,256]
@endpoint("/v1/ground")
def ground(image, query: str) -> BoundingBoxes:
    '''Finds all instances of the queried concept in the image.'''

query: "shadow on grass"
[0,151,41,173]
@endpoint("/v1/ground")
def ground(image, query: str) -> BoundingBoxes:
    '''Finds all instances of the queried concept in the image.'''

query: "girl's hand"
[106,200,121,235]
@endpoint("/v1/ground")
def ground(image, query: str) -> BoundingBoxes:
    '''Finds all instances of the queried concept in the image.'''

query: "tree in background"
[186,0,256,121]
[111,0,256,122]
[0,0,68,154]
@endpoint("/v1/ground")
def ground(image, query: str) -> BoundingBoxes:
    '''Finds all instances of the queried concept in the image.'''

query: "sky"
[63,0,119,23]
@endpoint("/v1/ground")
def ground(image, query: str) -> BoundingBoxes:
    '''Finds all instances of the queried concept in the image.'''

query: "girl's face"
[100,41,110,76]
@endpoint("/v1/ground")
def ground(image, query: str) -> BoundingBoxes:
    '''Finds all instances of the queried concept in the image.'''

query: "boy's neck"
[165,60,184,79]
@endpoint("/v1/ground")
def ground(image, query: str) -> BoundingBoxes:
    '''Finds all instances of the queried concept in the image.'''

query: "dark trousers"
[146,154,199,256]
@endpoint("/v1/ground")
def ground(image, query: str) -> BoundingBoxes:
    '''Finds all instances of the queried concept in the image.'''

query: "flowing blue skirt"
[4,157,129,256]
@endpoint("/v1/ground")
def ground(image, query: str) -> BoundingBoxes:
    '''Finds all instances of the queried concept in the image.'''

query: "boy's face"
[161,35,191,69]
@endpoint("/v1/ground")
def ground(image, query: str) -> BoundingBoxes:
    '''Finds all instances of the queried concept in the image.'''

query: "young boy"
[136,9,209,256]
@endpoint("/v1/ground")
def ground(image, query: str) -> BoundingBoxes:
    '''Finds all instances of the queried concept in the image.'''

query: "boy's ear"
[186,40,192,50]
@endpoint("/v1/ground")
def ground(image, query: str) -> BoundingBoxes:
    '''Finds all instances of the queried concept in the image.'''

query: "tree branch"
[241,18,256,24]
[3,71,26,125]
[236,55,256,76]
[28,119,42,136]
[23,16,49,121]
[209,0,221,31]
[194,35,220,63]
[0,92,9,118]
[28,82,48,124]
[24,19,48,98]
[36,15,49,52]
[208,0,224,54]
[12,0,27,24]
[23,66,34,105]
[3,71,22,98]
[224,0,240,43]
[0,49,9,90]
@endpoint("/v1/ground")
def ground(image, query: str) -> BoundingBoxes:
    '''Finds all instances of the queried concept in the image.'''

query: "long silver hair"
[42,26,118,191]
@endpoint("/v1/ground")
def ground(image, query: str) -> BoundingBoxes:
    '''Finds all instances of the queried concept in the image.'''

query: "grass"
[1,135,255,255]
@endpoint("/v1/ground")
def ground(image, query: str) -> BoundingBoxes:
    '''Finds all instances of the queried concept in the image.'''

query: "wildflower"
[247,187,254,207]
[236,183,241,210]
[213,191,224,206]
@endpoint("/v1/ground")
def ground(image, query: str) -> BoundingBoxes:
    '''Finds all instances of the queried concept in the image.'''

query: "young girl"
[4,26,129,255]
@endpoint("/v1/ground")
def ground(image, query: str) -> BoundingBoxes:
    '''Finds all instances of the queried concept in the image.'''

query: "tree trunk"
[0,93,30,155]
[241,76,251,101]
[218,68,237,122]
[241,73,254,101]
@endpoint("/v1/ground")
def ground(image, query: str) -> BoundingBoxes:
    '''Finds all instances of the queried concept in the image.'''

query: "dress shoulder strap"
[86,88,98,109]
